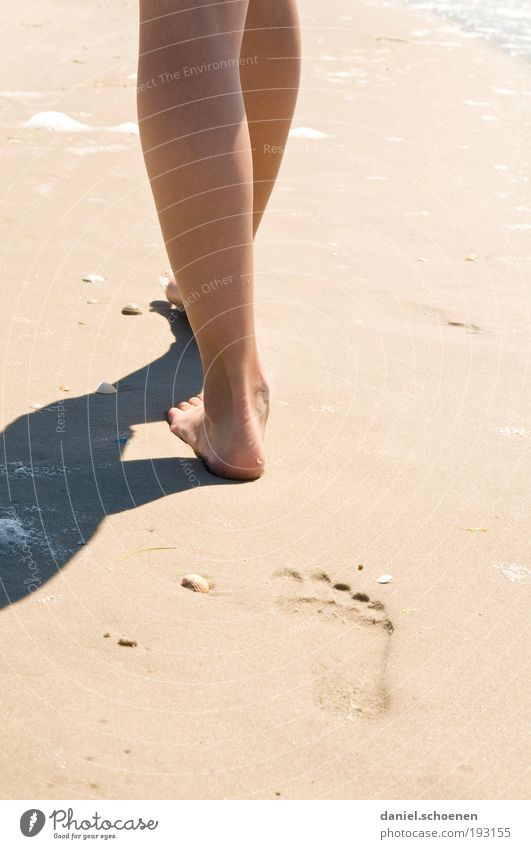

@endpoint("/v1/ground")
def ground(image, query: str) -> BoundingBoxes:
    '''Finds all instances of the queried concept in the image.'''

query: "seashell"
[181,573,210,593]
[417,257,428,262]
[82,274,105,283]
[59,385,70,392]
[117,638,137,647]
[121,303,143,315]
[32,403,43,410]
[377,574,393,584]
[464,254,479,261]
[86,298,99,304]
[95,381,117,395]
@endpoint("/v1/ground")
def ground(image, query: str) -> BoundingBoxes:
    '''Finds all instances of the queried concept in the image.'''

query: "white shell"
[83,274,105,283]
[181,573,210,593]
[86,298,99,304]
[464,254,479,261]
[377,574,393,584]
[121,303,143,315]
[95,382,117,395]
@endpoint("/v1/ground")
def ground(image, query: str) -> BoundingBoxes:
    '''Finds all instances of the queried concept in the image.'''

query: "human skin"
[138,0,300,479]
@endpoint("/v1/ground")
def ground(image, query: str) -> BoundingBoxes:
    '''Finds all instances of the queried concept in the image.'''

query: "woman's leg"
[138,0,268,479]
[162,0,301,304]
[240,0,301,233]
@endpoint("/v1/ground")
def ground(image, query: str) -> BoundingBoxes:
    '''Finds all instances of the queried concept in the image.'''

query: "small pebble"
[95,381,117,395]
[59,385,70,392]
[358,564,364,571]
[83,274,105,283]
[86,298,99,304]
[464,254,479,261]
[32,403,43,410]
[377,574,393,584]
[117,638,137,647]
[103,632,111,638]
[121,303,143,315]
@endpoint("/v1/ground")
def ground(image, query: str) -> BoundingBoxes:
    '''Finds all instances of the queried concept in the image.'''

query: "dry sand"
[1,0,530,799]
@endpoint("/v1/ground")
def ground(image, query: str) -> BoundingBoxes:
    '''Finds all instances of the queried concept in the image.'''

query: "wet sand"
[0,0,530,799]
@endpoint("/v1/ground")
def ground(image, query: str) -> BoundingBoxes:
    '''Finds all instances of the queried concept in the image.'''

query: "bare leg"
[162,0,301,304]
[138,0,267,479]
[240,0,301,233]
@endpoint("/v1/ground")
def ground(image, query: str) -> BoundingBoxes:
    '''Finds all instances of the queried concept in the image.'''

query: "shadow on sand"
[0,301,234,609]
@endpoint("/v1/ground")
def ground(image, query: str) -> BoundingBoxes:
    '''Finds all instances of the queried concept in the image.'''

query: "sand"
[0,0,530,800]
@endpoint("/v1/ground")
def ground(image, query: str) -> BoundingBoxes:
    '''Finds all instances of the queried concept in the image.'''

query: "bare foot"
[167,385,269,480]
[159,270,184,311]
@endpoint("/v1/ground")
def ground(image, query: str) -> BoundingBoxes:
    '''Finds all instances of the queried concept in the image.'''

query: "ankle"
[204,369,269,416]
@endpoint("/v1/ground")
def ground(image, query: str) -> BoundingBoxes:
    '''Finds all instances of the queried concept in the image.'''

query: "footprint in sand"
[273,569,394,720]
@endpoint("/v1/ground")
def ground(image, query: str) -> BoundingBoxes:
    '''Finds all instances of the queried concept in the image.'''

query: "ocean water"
[406,0,531,59]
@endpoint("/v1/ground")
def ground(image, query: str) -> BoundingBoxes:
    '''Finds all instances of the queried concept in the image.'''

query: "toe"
[177,401,192,411]
[159,269,175,285]
[188,396,203,406]
[166,407,179,425]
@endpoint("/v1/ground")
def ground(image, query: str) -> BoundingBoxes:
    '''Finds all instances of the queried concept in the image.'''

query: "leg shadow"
[0,301,233,609]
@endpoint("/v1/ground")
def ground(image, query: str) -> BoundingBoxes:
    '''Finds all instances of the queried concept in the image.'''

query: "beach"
[0,0,530,800]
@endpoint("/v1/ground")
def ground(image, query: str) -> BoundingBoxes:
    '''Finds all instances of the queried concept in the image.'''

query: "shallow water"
[406,0,531,59]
